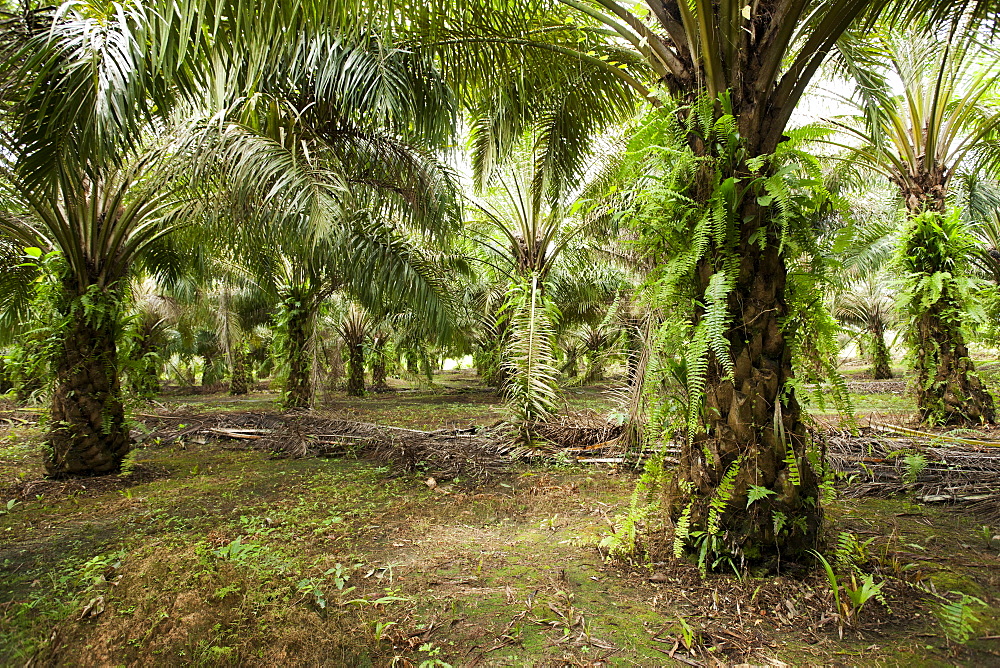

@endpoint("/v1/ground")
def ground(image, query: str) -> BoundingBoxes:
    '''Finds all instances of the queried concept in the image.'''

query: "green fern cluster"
[673,501,693,559]
[621,96,853,448]
[784,271,854,416]
[684,271,735,441]
[934,592,985,644]
[783,441,801,488]
[896,209,989,421]
[707,454,743,535]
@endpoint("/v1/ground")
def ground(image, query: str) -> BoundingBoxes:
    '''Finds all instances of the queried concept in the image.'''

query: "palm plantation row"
[3,0,1000,572]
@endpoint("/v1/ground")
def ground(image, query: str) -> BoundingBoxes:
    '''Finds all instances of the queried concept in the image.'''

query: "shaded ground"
[2,372,1000,666]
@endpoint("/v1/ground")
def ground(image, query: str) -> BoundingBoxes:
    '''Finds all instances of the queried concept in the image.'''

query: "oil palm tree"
[240,207,457,408]
[0,2,458,473]
[467,169,597,440]
[0,158,198,476]
[0,1,287,475]
[832,273,897,379]
[405,0,961,563]
[829,22,1000,423]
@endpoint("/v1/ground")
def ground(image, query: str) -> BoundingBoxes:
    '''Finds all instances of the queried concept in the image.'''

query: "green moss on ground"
[2,378,1000,665]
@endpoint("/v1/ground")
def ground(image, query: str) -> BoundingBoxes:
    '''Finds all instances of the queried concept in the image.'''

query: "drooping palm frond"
[825,20,1000,205]
[340,213,459,340]
[501,272,561,431]
[395,0,646,206]
[0,0,402,189]
[0,233,38,343]
[955,171,1000,283]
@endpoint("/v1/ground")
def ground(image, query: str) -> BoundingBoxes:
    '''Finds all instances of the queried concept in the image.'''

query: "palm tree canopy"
[828,21,1000,205]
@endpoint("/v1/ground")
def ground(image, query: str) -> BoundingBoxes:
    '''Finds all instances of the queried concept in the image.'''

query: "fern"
[783,440,801,488]
[934,592,985,644]
[708,455,742,535]
[673,502,693,558]
[685,270,734,442]
[746,484,776,508]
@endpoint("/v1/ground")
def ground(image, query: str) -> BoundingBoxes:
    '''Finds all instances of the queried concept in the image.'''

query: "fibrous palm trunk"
[135,354,161,397]
[202,355,223,386]
[129,330,161,398]
[563,346,579,379]
[346,334,365,397]
[583,348,604,383]
[370,337,388,392]
[914,305,995,424]
[901,180,994,424]
[229,345,252,395]
[45,286,131,477]
[667,90,823,566]
[284,304,314,409]
[670,223,821,566]
[869,321,893,380]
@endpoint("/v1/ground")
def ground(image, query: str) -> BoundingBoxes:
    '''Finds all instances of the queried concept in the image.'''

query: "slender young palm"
[467,170,593,437]
[833,274,897,379]
[830,23,1000,422]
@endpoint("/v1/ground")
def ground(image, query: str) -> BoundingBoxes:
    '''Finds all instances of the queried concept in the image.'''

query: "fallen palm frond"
[823,427,1000,522]
[534,410,623,448]
[136,411,509,482]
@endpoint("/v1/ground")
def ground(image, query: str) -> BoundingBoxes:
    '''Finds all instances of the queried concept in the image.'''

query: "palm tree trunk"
[346,333,365,397]
[45,286,131,477]
[128,330,161,398]
[901,179,994,424]
[914,307,995,424]
[229,344,252,395]
[669,202,821,568]
[583,348,604,383]
[202,355,221,386]
[137,354,161,397]
[870,321,893,380]
[284,303,314,408]
[370,337,388,392]
[563,346,579,378]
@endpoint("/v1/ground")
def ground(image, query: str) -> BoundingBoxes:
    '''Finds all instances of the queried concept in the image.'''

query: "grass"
[2,371,1000,665]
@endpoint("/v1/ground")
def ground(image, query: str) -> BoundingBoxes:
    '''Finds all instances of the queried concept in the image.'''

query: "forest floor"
[2,369,1000,666]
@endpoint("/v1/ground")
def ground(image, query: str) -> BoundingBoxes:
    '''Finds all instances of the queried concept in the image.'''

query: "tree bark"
[913,307,995,424]
[869,321,893,380]
[583,349,604,383]
[202,355,223,386]
[229,344,252,396]
[346,334,365,397]
[898,174,994,424]
[669,203,821,569]
[45,287,131,478]
[283,300,314,409]
[562,346,579,379]
[135,353,161,397]
[370,336,389,392]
